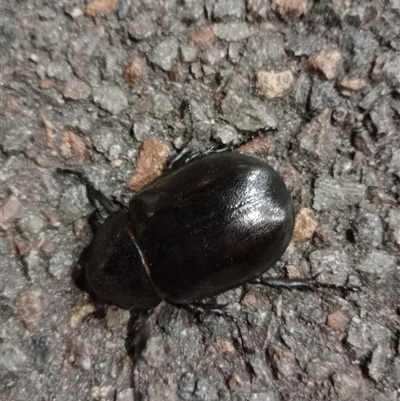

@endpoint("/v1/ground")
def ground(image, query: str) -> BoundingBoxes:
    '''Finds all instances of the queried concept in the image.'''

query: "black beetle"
[79,151,295,311]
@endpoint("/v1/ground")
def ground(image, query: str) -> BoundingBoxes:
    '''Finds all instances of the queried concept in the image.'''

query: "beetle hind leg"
[170,302,252,355]
[250,276,360,292]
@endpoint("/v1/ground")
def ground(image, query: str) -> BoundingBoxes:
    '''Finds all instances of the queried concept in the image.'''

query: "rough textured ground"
[1,0,399,400]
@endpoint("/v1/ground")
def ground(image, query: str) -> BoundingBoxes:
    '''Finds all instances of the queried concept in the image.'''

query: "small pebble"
[313,177,366,210]
[30,54,39,63]
[239,135,273,154]
[212,124,238,145]
[249,355,274,387]
[326,310,350,332]
[340,77,368,91]
[124,57,145,86]
[215,339,236,354]
[285,264,302,279]
[255,70,294,98]
[299,109,335,159]
[180,46,198,63]
[222,95,277,132]
[91,386,112,400]
[188,26,215,47]
[356,251,397,278]
[58,184,92,224]
[182,0,204,21]
[194,378,219,401]
[310,82,342,110]
[70,302,94,328]
[212,23,251,42]
[17,212,44,242]
[270,346,297,378]
[359,83,389,110]
[48,251,73,279]
[92,86,128,115]
[333,369,365,400]
[60,131,87,164]
[347,317,391,358]
[15,290,42,331]
[292,208,317,241]
[308,48,342,79]
[63,80,91,100]
[105,308,130,330]
[66,7,83,18]
[178,372,196,397]
[227,374,242,391]
[306,357,342,381]
[149,37,179,72]
[309,249,349,286]
[46,61,72,82]
[142,336,166,368]
[0,195,21,230]
[0,340,27,372]
[272,0,307,16]
[213,0,245,20]
[128,15,155,40]
[70,339,91,371]
[85,0,118,16]
[356,212,383,247]
[128,139,170,192]
[368,344,392,382]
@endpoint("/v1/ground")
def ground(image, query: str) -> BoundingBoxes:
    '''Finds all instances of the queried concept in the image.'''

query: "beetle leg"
[56,168,120,213]
[87,209,104,234]
[168,130,272,169]
[209,130,271,153]
[167,143,235,169]
[167,147,193,169]
[250,277,360,292]
[171,302,252,354]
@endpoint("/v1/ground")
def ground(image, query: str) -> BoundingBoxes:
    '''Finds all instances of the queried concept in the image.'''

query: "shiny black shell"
[84,152,295,310]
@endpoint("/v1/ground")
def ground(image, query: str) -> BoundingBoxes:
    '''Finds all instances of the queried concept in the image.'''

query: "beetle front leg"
[167,146,222,169]
[167,130,271,169]
[250,276,360,292]
[56,168,123,213]
[166,134,237,169]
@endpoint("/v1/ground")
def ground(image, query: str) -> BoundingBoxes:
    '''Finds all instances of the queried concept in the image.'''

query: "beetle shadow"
[125,310,157,363]
[122,300,259,393]
[124,309,159,401]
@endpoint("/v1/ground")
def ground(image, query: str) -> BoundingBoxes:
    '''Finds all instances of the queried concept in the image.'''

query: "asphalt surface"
[1,0,399,400]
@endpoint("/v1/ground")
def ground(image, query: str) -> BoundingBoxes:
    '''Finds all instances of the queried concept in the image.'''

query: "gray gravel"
[1,1,399,401]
